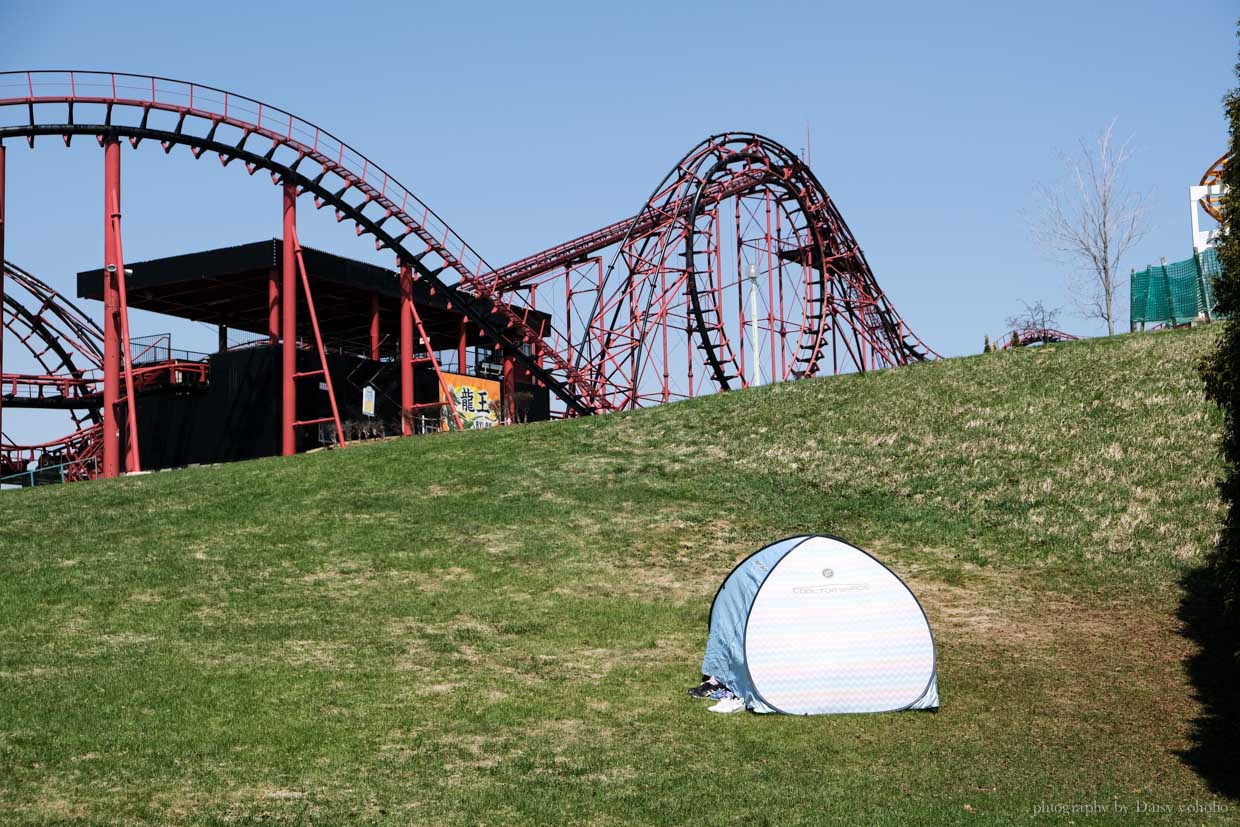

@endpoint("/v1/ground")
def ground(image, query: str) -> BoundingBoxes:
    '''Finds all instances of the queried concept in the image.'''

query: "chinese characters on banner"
[439,373,501,430]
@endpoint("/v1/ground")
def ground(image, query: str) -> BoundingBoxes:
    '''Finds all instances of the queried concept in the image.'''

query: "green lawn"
[0,326,1233,825]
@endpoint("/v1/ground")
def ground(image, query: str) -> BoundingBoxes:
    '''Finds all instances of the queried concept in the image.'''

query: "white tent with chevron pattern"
[700,535,939,715]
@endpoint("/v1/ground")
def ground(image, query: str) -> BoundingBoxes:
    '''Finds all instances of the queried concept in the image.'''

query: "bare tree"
[1034,120,1148,336]
[1005,299,1061,332]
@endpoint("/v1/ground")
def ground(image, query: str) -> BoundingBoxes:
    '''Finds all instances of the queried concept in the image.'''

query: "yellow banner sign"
[440,373,501,430]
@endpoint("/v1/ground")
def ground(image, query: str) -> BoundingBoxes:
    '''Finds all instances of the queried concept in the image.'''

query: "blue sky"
[1,1,1236,438]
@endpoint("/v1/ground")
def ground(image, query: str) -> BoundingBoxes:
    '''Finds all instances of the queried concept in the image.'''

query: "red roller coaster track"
[0,70,936,481]
[0,70,605,417]
[1,259,216,482]
[476,133,937,408]
[1199,153,1229,224]
[1000,328,1080,349]
[1,259,104,481]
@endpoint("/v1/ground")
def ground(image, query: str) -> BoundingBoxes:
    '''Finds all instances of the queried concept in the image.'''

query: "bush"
[1201,32,1240,645]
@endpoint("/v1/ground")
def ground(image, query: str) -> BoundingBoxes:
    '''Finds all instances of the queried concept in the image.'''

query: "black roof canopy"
[77,239,548,355]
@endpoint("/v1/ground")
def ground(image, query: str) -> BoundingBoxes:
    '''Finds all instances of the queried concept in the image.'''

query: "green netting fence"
[1130,247,1222,328]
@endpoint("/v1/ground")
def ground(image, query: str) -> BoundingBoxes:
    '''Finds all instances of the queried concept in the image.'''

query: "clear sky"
[1,1,1236,440]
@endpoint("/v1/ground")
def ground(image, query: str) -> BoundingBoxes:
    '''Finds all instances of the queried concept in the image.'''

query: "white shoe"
[708,697,744,714]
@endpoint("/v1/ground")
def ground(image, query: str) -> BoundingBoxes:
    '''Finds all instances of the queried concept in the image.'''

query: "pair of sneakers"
[688,677,744,713]
[688,677,724,699]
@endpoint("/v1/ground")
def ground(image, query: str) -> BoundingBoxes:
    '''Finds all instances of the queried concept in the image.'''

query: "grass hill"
[0,325,1230,825]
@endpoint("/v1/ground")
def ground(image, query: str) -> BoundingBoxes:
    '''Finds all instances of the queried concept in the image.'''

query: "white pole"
[748,264,762,386]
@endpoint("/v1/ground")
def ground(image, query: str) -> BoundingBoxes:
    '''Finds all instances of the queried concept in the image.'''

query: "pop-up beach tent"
[701,535,938,715]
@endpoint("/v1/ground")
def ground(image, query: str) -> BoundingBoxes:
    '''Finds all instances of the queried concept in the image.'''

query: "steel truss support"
[502,353,515,424]
[399,262,414,436]
[288,225,347,449]
[281,183,297,455]
[0,141,5,447]
[277,184,346,452]
[267,266,279,344]
[102,138,140,477]
[397,258,463,433]
[286,223,347,448]
[369,294,381,360]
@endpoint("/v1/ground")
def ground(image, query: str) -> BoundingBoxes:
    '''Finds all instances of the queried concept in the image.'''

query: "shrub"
[1201,30,1240,645]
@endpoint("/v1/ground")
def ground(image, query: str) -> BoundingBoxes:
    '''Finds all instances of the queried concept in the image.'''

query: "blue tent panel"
[701,536,809,710]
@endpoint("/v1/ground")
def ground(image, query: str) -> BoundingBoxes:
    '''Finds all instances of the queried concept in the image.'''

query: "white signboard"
[362,385,376,417]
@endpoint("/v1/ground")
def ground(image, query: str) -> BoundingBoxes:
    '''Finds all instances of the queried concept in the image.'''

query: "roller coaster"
[0,70,936,483]
[999,328,1080,349]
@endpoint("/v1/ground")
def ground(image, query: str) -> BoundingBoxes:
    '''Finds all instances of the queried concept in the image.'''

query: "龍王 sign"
[440,373,501,430]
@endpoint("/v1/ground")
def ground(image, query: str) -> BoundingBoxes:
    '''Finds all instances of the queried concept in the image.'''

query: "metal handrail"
[0,70,496,282]
[0,70,604,415]
[0,455,101,487]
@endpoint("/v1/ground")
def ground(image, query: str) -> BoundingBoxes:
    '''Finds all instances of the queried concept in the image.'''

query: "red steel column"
[399,261,413,435]
[457,317,467,375]
[101,140,122,478]
[502,352,516,424]
[0,141,5,448]
[267,266,279,344]
[281,183,297,456]
[369,293,381,361]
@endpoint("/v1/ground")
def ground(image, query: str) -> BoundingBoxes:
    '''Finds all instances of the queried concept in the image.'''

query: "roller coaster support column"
[101,138,145,477]
[101,145,121,477]
[399,261,414,436]
[0,141,5,447]
[502,353,516,424]
[267,266,279,344]
[370,294,381,360]
[281,182,297,456]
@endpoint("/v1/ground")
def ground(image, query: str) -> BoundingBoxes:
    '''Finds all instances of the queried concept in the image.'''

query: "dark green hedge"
[1201,29,1240,649]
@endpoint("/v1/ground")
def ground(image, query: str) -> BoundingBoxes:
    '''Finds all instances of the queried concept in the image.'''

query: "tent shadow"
[1175,562,1240,800]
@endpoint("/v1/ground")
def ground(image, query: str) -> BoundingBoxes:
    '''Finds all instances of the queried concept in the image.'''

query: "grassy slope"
[0,326,1229,825]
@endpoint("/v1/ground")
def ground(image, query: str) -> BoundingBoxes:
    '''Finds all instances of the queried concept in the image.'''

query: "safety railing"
[1,373,95,400]
[130,333,208,365]
[0,70,605,415]
[1,459,80,488]
[0,71,495,281]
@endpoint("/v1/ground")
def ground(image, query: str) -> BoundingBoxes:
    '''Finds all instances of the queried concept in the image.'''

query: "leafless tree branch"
[1005,299,1061,332]
[1033,119,1149,336]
